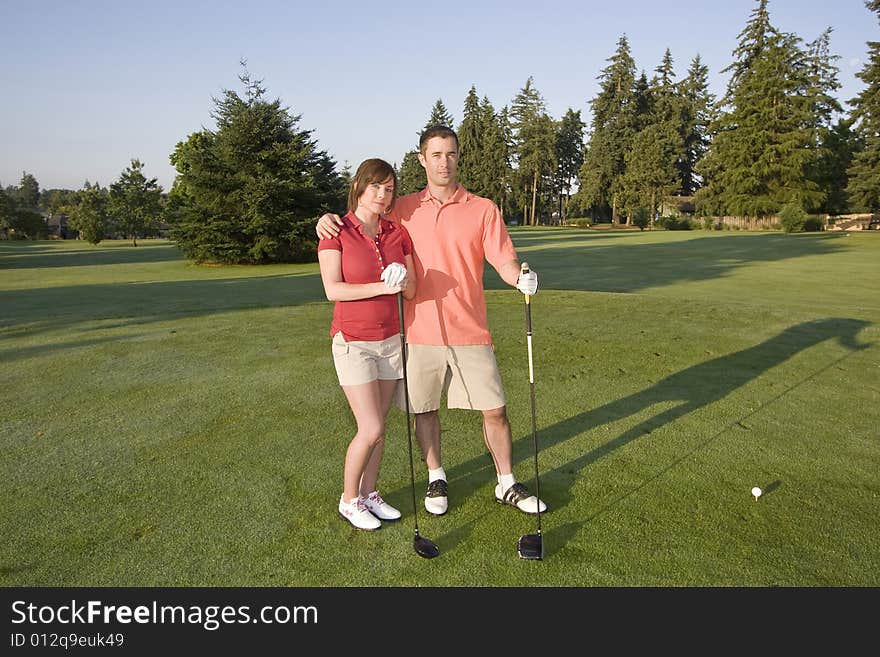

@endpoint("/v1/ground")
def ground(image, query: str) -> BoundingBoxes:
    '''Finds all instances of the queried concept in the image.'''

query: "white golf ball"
[751,486,762,499]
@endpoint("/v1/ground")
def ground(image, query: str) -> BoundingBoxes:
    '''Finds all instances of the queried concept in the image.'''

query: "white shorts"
[396,344,506,413]
[331,332,403,387]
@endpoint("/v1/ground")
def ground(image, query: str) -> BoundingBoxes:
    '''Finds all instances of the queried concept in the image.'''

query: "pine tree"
[457,85,484,193]
[554,109,585,220]
[679,55,715,196]
[723,0,776,99]
[576,36,638,223]
[511,77,556,225]
[619,49,685,221]
[15,172,40,210]
[481,101,512,215]
[697,3,822,216]
[425,99,454,129]
[846,0,880,212]
[397,150,426,195]
[168,67,343,263]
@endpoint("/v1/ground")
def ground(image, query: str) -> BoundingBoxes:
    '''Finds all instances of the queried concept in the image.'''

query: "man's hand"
[380,262,407,289]
[516,265,538,296]
[316,213,343,240]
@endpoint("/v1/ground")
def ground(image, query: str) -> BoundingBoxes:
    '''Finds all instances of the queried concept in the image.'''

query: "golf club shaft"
[526,297,542,534]
[523,266,542,536]
[397,292,421,537]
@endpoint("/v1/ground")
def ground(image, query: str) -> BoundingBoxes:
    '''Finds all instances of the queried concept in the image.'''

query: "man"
[316,125,546,516]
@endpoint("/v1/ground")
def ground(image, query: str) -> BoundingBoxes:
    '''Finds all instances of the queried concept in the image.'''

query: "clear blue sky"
[1,0,876,192]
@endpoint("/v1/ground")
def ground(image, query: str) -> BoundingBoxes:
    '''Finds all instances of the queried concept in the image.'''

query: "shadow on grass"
[0,272,328,339]
[426,317,872,550]
[491,230,853,294]
[0,241,183,269]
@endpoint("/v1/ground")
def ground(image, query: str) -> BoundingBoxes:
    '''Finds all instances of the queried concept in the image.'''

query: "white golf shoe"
[495,483,547,515]
[424,479,448,515]
[339,495,381,530]
[362,491,401,521]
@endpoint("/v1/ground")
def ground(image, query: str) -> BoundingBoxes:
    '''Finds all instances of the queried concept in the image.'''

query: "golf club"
[397,292,440,559]
[517,262,544,560]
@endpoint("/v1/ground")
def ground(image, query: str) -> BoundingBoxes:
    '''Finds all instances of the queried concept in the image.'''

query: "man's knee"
[482,406,509,425]
[415,410,439,425]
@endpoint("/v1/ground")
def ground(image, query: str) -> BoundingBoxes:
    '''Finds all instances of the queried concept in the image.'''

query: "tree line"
[3,0,878,261]
[1,162,163,246]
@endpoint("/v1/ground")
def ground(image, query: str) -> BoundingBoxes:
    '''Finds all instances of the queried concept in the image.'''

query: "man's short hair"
[419,125,459,154]
[347,158,397,214]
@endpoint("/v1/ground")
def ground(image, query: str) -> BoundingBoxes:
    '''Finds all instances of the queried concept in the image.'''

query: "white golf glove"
[516,267,538,296]
[380,262,407,289]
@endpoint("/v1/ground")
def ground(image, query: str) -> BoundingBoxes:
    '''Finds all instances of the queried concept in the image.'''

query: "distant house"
[659,196,695,217]
[45,213,73,239]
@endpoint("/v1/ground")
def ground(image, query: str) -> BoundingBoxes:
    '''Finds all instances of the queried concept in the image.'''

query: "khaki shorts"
[331,332,403,386]
[397,344,506,413]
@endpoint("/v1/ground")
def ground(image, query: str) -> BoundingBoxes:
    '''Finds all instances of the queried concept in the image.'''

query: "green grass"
[1,230,878,586]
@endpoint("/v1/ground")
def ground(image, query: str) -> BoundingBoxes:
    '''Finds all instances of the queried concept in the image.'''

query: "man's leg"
[481,406,513,476]
[416,410,448,515]
[414,410,442,470]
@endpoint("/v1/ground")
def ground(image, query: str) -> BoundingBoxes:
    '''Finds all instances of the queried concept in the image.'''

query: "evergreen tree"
[168,67,343,264]
[0,188,15,235]
[425,99,454,129]
[397,150,426,194]
[819,118,859,214]
[481,101,513,215]
[554,109,585,220]
[69,181,109,244]
[723,0,777,99]
[15,172,40,210]
[802,28,843,212]
[619,49,685,221]
[846,0,880,211]
[697,4,821,216]
[679,55,715,196]
[109,159,163,246]
[576,36,638,223]
[2,174,46,238]
[511,77,556,225]
[457,85,484,193]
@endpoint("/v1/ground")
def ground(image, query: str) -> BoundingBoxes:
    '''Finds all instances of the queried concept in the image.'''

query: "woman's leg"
[340,380,387,502]
[358,378,399,495]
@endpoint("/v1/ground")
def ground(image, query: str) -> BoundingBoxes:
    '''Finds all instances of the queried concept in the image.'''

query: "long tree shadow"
[429,318,871,541]
[0,272,328,339]
[0,241,184,269]
[491,231,854,294]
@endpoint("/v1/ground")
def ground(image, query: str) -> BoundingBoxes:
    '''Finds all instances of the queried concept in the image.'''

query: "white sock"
[428,467,446,483]
[498,473,516,492]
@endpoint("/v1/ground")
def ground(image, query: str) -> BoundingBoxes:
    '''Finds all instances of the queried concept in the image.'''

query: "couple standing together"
[317,125,546,531]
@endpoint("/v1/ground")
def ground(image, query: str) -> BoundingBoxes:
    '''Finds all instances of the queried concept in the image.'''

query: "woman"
[317,158,416,530]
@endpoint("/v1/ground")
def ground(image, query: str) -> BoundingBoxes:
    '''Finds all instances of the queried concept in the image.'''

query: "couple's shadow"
[390,317,872,556]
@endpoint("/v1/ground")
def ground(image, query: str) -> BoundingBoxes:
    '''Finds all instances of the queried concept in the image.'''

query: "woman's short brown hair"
[348,158,397,214]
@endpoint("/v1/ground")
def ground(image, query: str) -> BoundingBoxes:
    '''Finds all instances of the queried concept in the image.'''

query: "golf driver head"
[517,533,544,560]
[414,535,440,559]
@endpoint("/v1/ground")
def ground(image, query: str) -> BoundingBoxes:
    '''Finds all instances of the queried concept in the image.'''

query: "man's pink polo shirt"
[388,185,517,346]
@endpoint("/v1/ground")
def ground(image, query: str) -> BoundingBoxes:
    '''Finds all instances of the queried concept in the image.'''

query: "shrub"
[658,215,693,231]
[568,218,592,228]
[779,202,807,233]
[632,208,650,231]
[802,217,824,232]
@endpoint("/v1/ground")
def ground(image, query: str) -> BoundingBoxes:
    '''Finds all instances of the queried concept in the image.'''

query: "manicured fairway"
[1,229,877,585]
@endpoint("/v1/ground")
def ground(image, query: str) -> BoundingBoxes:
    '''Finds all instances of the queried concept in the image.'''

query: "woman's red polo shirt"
[317,211,412,341]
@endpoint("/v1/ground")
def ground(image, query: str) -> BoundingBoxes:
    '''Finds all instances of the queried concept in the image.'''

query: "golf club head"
[517,533,544,560]
[414,535,440,559]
